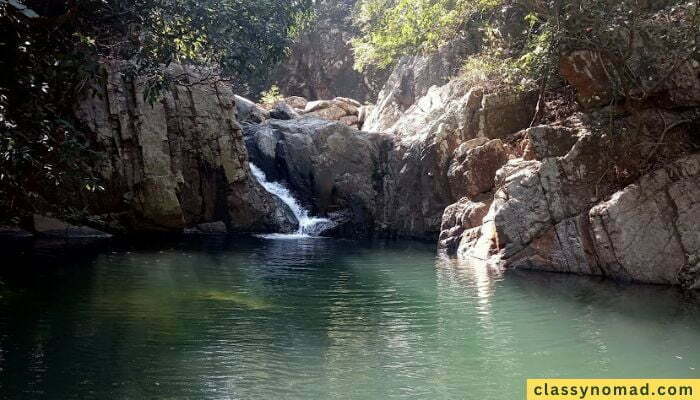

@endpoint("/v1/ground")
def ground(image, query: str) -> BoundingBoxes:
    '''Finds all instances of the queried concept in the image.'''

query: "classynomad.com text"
[527,379,700,400]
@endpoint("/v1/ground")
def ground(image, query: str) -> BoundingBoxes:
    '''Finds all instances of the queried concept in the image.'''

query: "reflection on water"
[0,237,698,400]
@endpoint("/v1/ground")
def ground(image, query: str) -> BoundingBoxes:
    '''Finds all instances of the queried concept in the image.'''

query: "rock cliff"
[269,0,386,103]
[76,62,296,234]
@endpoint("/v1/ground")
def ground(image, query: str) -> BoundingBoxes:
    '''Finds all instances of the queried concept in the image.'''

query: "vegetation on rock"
[352,0,700,96]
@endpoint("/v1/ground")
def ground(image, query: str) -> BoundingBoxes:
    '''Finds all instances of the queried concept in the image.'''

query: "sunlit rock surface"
[76,62,293,233]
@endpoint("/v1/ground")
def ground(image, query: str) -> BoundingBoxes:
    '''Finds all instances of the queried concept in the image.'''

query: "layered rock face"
[272,25,373,102]
[76,63,296,233]
[439,121,700,288]
[362,37,478,132]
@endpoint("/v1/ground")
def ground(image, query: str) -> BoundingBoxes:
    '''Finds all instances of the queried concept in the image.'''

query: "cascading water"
[249,163,332,238]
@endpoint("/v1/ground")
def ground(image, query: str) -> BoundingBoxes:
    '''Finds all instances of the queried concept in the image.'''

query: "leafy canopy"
[351,0,500,71]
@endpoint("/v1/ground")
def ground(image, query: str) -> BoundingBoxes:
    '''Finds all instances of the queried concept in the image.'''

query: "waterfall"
[249,163,332,238]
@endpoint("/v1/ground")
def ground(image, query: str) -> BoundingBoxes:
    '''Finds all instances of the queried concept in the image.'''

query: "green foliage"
[553,0,700,101]
[0,1,105,222]
[259,85,284,106]
[354,0,699,103]
[352,0,500,71]
[460,16,555,92]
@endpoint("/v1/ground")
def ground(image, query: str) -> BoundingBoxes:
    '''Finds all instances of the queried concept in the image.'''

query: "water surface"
[0,237,698,399]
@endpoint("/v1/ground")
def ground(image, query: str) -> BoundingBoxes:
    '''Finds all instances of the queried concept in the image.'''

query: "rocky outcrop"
[239,95,368,129]
[362,36,478,132]
[240,20,699,289]
[438,118,700,288]
[589,156,700,287]
[76,62,295,234]
[243,69,537,239]
[243,118,387,234]
[235,95,269,123]
[434,4,700,288]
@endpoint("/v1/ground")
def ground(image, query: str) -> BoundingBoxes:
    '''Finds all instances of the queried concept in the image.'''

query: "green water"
[0,237,698,399]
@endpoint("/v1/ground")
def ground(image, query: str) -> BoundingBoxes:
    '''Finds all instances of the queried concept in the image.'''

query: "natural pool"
[0,237,698,399]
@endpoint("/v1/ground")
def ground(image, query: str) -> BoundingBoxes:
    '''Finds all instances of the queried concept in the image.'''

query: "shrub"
[260,85,284,106]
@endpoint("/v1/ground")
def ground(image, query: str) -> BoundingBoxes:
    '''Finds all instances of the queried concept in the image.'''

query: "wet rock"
[244,64,536,240]
[32,215,112,239]
[270,198,300,233]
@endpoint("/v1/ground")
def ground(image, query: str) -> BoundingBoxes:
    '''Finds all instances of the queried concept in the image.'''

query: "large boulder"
[243,117,382,216]
[447,139,511,199]
[234,95,269,123]
[298,98,363,129]
[283,96,308,110]
[304,104,348,121]
[438,197,491,254]
[269,101,300,120]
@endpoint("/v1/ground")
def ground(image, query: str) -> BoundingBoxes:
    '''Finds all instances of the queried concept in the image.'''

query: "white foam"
[249,163,332,239]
